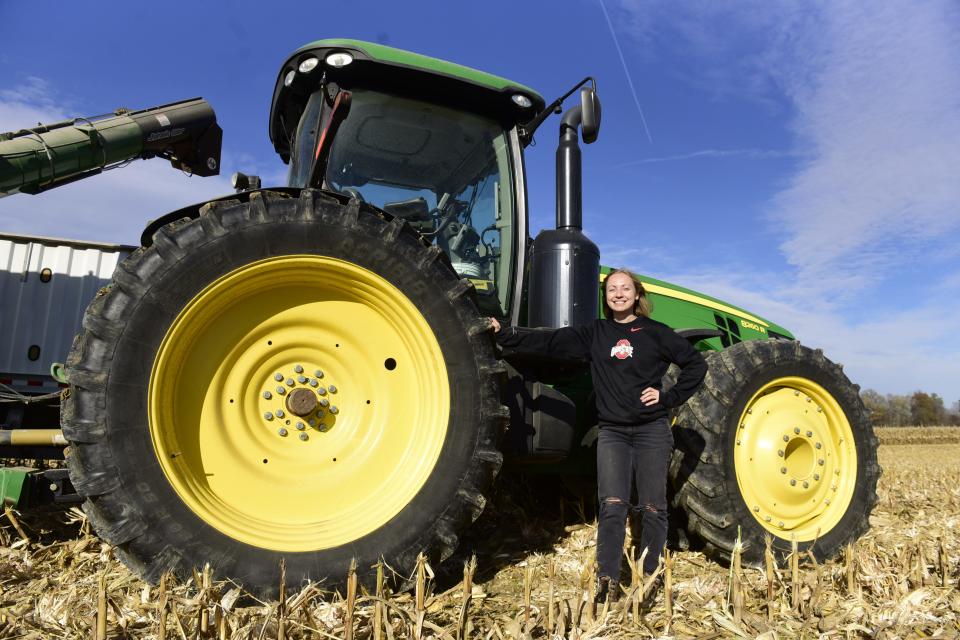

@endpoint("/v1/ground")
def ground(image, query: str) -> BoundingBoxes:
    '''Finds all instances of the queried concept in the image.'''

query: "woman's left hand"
[640,387,660,406]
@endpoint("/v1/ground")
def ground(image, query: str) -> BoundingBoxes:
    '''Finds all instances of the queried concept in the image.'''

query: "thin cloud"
[616,147,795,166]
[644,267,960,404]
[598,0,653,143]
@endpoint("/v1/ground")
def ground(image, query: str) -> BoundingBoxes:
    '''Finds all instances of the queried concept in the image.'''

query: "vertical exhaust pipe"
[528,88,602,329]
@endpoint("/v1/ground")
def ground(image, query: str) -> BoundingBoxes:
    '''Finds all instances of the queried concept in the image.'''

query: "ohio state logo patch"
[610,339,633,360]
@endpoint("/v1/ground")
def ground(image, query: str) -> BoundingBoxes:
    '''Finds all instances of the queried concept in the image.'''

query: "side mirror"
[580,87,602,144]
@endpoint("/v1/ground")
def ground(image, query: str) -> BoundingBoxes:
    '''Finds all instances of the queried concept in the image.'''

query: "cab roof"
[269,39,546,161]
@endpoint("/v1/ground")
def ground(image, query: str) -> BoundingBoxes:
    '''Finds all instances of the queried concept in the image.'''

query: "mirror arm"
[519,77,595,145]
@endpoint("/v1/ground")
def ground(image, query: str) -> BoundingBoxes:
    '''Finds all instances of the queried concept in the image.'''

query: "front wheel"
[63,190,506,596]
[670,339,880,564]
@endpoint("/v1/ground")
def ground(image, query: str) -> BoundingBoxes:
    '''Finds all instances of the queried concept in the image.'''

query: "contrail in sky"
[598,0,654,143]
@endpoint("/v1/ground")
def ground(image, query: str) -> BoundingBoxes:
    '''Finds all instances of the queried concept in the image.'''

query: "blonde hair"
[602,268,652,319]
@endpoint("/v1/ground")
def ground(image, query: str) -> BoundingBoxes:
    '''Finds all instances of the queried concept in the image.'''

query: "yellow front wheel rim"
[148,255,450,552]
[734,376,857,540]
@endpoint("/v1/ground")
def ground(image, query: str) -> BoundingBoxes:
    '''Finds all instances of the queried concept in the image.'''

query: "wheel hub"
[286,386,320,417]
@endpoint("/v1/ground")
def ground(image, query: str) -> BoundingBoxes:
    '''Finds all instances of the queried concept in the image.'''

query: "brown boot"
[640,575,662,611]
[594,575,621,605]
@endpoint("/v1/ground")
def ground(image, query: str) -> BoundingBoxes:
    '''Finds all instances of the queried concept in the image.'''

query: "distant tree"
[887,395,912,426]
[910,391,947,426]
[860,389,889,427]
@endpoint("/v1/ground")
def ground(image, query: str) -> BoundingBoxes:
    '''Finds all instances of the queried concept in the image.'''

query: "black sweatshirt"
[496,316,707,426]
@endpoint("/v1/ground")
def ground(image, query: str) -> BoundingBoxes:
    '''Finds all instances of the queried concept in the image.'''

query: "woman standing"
[490,269,707,607]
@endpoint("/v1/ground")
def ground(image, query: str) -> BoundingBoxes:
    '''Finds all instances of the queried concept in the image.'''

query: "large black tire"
[669,339,880,564]
[62,189,506,596]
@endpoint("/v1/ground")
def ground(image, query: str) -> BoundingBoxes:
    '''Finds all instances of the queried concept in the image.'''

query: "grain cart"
[0,40,879,595]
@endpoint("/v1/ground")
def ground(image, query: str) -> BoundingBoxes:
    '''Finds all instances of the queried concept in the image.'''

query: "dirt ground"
[1,429,958,638]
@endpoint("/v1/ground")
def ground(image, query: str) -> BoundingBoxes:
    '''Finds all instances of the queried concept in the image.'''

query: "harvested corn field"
[2,432,958,639]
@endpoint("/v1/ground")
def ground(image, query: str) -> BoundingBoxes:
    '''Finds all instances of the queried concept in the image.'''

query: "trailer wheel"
[62,189,505,596]
[669,339,880,564]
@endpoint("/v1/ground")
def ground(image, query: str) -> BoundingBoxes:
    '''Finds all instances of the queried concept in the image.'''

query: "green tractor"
[2,39,879,595]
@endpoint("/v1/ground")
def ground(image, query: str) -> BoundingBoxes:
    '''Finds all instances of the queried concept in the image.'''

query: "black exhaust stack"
[528,88,601,329]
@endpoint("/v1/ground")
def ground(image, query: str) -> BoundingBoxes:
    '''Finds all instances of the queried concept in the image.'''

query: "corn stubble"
[1,432,958,638]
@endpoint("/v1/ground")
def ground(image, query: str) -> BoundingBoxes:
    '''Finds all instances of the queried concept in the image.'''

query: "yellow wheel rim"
[734,376,857,540]
[148,255,449,551]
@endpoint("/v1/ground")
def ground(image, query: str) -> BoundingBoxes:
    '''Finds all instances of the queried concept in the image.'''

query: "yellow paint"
[599,274,769,327]
[469,278,492,291]
[149,255,450,551]
[740,319,767,334]
[734,376,857,540]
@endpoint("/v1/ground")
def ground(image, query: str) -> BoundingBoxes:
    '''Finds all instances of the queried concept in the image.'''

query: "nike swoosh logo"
[630,327,643,332]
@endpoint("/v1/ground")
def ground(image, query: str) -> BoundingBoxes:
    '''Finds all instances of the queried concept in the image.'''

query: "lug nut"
[297,375,307,384]
[746,409,753,414]
[736,439,741,445]
[794,390,800,396]
[330,406,339,414]
[315,369,324,378]
[778,521,785,528]
[299,433,308,441]
[263,391,272,399]
[818,459,825,466]
[778,450,784,457]
[276,409,285,418]
[765,516,772,522]
[816,442,822,449]
[753,506,760,512]
[276,386,286,395]
[320,398,329,407]
[825,499,831,505]
[294,364,304,373]
[264,412,274,421]
[278,427,288,437]
[805,430,812,437]
[803,481,809,488]
[308,418,316,426]
[317,387,327,395]
[274,373,284,382]
[817,407,823,412]
[296,422,305,431]
[783,435,789,442]
[286,378,295,387]
[780,467,787,474]
[814,474,820,481]
[794,427,801,434]
[790,479,796,486]
[309,379,319,387]
[328,385,338,393]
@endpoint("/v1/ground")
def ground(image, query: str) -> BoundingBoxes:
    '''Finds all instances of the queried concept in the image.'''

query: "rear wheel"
[669,339,880,564]
[63,190,506,595]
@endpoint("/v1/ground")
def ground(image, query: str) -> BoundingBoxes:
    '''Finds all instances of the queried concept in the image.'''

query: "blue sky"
[1,1,958,405]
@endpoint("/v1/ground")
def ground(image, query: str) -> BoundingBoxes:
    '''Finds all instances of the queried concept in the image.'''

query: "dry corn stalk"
[415,552,426,640]
[790,536,800,611]
[277,557,286,640]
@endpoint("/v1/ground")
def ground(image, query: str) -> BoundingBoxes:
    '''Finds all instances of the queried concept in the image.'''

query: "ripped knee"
[602,497,627,505]
[641,502,660,513]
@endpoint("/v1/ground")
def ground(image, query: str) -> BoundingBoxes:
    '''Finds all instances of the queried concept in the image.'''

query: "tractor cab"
[270,39,546,318]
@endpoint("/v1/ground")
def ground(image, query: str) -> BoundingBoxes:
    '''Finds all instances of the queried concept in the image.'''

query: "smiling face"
[605,272,640,321]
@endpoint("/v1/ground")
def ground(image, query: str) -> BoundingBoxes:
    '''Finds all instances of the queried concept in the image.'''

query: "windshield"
[321,89,516,316]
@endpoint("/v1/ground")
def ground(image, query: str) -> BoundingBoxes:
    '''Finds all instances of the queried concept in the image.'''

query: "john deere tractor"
[1,40,879,595]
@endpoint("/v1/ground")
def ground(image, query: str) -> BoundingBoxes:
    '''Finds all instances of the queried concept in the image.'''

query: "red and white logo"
[610,338,633,360]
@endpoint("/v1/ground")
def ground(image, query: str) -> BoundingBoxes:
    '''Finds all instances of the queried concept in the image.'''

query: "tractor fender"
[139,187,304,247]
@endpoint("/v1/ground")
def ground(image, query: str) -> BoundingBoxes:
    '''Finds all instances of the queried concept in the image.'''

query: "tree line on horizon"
[860,390,960,427]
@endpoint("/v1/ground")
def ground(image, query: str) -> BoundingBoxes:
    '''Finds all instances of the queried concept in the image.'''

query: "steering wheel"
[342,187,366,203]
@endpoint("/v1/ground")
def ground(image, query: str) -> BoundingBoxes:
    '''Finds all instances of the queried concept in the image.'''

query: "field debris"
[2,437,959,638]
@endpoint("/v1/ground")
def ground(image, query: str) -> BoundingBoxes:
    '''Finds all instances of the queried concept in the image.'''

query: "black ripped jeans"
[596,417,673,579]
